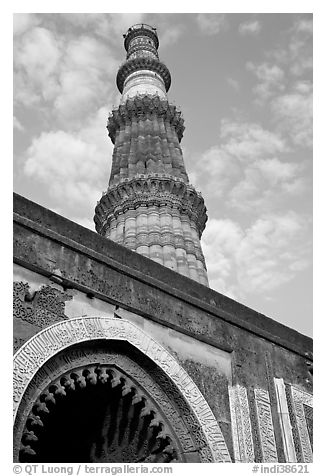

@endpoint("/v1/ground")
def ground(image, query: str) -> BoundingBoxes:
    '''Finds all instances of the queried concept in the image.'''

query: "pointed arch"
[13,316,231,462]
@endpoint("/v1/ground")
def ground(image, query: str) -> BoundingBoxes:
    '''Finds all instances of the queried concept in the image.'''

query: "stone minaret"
[94,24,209,286]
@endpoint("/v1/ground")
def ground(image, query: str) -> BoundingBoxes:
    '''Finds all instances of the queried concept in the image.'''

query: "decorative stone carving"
[274,378,297,462]
[107,95,184,143]
[18,352,183,463]
[228,384,254,462]
[13,316,231,463]
[254,388,278,462]
[13,281,72,330]
[291,386,313,462]
[95,175,207,237]
[124,25,159,51]
[117,58,171,94]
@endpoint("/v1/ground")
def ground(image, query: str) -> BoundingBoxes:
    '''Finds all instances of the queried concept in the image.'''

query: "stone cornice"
[117,57,171,94]
[107,94,185,144]
[94,175,207,236]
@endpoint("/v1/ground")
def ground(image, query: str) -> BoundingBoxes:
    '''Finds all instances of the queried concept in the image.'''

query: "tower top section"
[117,24,171,97]
[123,24,159,51]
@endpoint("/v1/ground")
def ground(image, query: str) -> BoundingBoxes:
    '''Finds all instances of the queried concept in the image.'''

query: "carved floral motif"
[13,281,72,331]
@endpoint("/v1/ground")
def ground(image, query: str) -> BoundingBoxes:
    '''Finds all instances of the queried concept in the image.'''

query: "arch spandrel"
[13,316,231,463]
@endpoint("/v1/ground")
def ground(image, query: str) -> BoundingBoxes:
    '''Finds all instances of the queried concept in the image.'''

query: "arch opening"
[21,359,178,463]
[13,317,232,463]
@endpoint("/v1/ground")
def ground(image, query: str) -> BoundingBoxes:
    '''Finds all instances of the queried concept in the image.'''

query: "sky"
[13,12,313,337]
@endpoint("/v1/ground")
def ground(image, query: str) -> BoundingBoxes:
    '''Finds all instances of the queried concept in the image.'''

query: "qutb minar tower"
[94,24,209,286]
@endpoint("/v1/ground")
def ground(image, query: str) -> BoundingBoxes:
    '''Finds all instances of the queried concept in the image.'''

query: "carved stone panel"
[13,281,72,331]
[274,378,297,462]
[291,386,313,462]
[229,385,254,463]
[254,388,278,462]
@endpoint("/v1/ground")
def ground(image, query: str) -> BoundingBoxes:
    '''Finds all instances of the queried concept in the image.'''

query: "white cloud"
[14,27,61,84]
[13,13,40,36]
[193,120,304,212]
[271,84,312,148]
[294,18,313,34]
[220,120,286,161]
[265,16,312,78]
[57,13,146,39]
[13,116,24,132]
[247,61,285,100]
[14,26,62,108]
[23,107,112,219]
[159,25,184,49]
[14,24,118,125]
[227,77,240,92]
[108,13,146,37]
[239,20,261,36]
[254,158,298,185]
[196,14,228,35]
[202,212,310,298]
[54,36,118,121]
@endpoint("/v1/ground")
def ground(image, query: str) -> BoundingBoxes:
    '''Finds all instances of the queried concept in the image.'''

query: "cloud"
[13,116,24,132]
[57,13,146,39]
[220,120,287,160]
[227,77,240,92]
[196,14,228,35]
[289,17,313,75]
[23,107,112,220]
[246,61,285,101]
[264,16,312,78]
[14,23,118,125]
[107,13,147,37]
[14,26,61,85]
[193,120,304,213]
[13,13,40,36]
[199,146,241,198]
[202,211,310,298]
[159,24,184,49]
[54,36,118,121]
[239,20,261,36]
[271,82,312,148]
[293,18,313,34]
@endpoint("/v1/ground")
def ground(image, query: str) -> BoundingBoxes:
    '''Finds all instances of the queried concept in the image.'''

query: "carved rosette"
[94,24,210,286]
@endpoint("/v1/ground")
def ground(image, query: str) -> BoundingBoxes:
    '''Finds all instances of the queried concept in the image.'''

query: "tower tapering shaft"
[94,24,209,286]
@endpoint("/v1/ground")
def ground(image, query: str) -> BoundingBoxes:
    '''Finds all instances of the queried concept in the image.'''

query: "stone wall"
[13,193,313,462]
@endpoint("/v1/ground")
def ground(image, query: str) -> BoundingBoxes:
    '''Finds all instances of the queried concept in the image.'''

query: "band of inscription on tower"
[94,24,209,286]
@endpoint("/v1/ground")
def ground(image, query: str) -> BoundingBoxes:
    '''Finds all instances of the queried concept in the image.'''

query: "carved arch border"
[13,316,231,463]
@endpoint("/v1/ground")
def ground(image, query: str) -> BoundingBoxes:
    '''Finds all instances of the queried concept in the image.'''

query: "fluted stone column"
[94,23,209,286]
